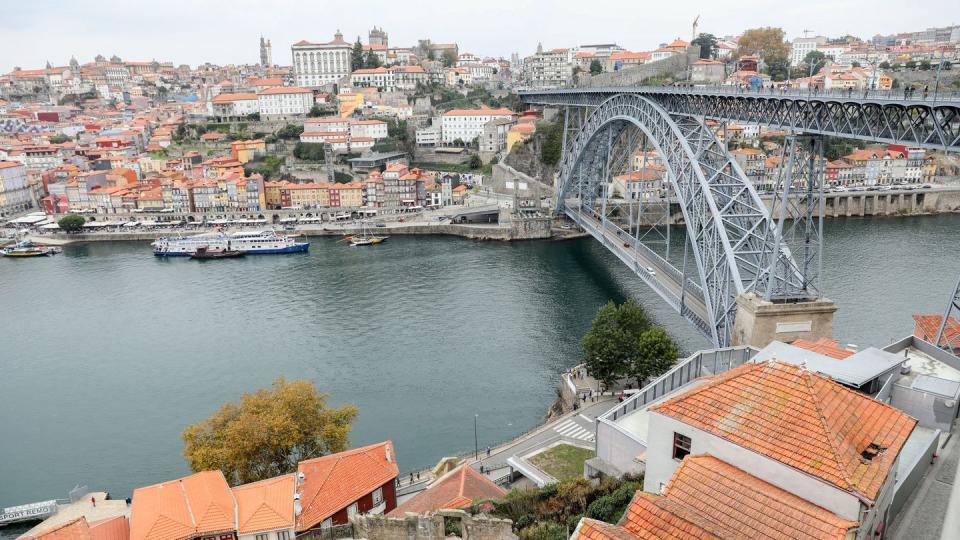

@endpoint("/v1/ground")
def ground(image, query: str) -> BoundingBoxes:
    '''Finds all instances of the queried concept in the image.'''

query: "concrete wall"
[731,293,838,349]
[890,430,940,523]
[891,384,959,433]
[595,419,646,476]
[577,49,698,88]
[643,412,863,521]
[776,189,960,219]
[350,510,516,540]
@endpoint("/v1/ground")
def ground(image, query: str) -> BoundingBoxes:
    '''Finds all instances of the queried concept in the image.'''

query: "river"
[0,215,957,525]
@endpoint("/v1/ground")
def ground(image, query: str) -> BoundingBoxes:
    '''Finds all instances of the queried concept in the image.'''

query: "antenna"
[692,15,700,41]
[803,29,813,38]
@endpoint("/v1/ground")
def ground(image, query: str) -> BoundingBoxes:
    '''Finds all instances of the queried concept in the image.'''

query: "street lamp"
[473,414,479,460]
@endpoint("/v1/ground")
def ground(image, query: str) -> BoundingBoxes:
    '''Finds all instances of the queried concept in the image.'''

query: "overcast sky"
[2,0,957,72]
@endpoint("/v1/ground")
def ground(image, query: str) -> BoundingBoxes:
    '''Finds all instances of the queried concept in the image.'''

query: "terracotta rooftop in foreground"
[388,465,507,516]
[914,314,960,349]
[25,516,130,540]
[620,492,730,539]
[651,361,917,501]
[231,474,296,534]
[130,470,235,540]
[791,337,855,359]
[664,455,858,539]
[296,441,399,531]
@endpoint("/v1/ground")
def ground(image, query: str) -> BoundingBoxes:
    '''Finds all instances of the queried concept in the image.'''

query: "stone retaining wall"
[350,510,516,540]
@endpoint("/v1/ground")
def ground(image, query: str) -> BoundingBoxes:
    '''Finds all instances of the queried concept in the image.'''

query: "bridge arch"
[556,93,804,345]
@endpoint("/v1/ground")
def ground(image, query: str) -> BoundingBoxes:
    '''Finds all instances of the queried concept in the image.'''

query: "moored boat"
[189,246,245,259]
[152,230,308,256]
[0,240,61,257]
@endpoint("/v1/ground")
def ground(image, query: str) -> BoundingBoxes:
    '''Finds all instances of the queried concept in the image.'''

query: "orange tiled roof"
[259,86,312,95]
[664,455,858,539]
[232,474,296,534]
[442,107,514,117]
[620,492,731,539]
[388,465,506,516]
[89,516,131,540]
[576,518,639,540]
[130,470,235,540]
[651,361,917,501]
[914,314,960,349]
[791,338,855,360]
[26,518,93,540]
[296,441,399,531]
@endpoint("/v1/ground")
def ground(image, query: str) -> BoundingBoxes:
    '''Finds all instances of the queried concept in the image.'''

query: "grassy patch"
[528,444,594,482]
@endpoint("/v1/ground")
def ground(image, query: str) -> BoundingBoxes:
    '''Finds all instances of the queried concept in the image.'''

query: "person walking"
[91,497,96,508]
[923,84,929,99]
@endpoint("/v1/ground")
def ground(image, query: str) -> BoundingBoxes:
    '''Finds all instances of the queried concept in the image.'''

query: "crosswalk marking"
[553,418,595,442]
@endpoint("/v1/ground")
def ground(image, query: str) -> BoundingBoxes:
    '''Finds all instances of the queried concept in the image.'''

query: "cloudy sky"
[2,0,956,72]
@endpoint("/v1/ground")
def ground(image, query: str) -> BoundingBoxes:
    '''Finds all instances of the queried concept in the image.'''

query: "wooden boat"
[190,246,245,259]
[348,222,389,247]
[0,240,61,257]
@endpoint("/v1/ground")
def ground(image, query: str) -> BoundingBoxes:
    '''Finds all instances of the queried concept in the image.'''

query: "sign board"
[0,500,58,524]
[776,321,812,333]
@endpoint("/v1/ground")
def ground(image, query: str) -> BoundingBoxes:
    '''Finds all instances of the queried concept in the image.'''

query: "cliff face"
[504,128,557,185]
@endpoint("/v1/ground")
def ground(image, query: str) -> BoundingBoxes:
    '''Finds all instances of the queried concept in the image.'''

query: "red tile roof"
[296,441,399,531]
[232,474,296,534]
[791,338,855,359]
[130,470,235,540]
[26,518,93,540]
[651,361,917,501]
[620,492,730,539]
[576,518,639,540]
[259,87,312,95]
[664,455,857,539]
[442,107,514,117]
[89,517,131,540]
[914,314,960,349]
[388,465,506,516]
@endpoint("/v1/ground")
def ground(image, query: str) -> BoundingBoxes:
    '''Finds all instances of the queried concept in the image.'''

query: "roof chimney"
[385,444,392,463]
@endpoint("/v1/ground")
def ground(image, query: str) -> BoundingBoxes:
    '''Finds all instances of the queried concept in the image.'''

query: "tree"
[469,154,482,169]
[58,214,85,233]
[293,142,325,161]
[879,61,891,70]
[764,57,790,81]
[919,59,931,71]
[851,61,861,68]
[351,38,365,71]
[905,60,917,70]
[581,300,652,388]
[306,105,324,118]
[442,49,458,68]
[364,49,382,69]
[691,33,718,59]
[735,27,790,62]
[629,328,678,388]
[589,60,603,75]
[275,124,304,140]
[49,134,70,144]
[182,378,357,485]
[892,62,902,71]
[801,51,827,76]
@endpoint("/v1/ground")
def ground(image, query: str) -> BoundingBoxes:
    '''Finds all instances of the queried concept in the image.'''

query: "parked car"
[646,266,657,276]
[375,223,387,228]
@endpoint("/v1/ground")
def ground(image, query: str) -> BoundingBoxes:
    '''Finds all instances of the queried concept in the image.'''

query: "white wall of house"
[643,412,863,522]
[258,92,315,116]
[237,526,295,540]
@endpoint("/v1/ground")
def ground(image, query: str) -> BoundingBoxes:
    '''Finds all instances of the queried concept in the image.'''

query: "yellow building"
[338,93,364,118]
[506,123,536,154]
[331,183,364,207]
[265,181,285,209]
[230,139,266,164]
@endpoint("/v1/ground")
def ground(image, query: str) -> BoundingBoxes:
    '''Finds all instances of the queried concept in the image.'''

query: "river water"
[0,215,957,519]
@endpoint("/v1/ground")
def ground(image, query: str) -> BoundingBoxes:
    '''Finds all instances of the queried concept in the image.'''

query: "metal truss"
[520,88,960,151]
[555,94,807,346]
[936,274,960,352]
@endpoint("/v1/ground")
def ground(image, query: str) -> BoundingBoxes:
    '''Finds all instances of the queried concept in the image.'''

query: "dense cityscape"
[2,5,960,540]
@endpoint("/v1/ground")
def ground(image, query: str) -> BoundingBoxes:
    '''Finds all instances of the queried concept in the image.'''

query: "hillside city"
[2,12,960,540]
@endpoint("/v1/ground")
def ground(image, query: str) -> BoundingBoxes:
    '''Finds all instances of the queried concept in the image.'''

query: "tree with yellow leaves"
[182,378,358,485]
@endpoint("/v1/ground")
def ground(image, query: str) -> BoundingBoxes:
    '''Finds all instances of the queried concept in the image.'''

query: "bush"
[585,483,640,524]
[519,521,566,540]
[469,154,483,169]
[293,142,325,162]
[276,124,304,140]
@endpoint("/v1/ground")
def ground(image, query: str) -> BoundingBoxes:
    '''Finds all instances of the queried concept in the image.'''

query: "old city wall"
[350,511,516,540]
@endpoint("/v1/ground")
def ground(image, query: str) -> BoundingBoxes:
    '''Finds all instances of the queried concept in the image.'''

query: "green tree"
[306,105,324,118]
[801,51,827,75]
[735,27,790,61]
[58,214,85,233]
[49,134,70,144]
[518,522,565,540]
[851,61,861,68]
[581,300,651,388]
[765,57,791,81]
[589,60,603,75]
[182,378,357,485]
[442,49,458,68]
[541,120,563,167]
[469,154,482,169]
[879,61,891,70]
[293,142,325,161]
[364,49,382,69]
[892,62,902,71]
[630,328,678,389]
[351,38,365,71]
[919,59,931,71]
[691,33,718,59]
[275,124,304,140]
[905,60,917,70]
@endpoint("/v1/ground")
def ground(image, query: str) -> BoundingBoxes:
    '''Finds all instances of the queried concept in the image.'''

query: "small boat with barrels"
[346,222,389,247]
[0,239,62,258]
[189,246,245,259]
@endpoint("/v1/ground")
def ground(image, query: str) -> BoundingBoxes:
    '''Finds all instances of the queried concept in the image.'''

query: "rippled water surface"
[0,215,956,515]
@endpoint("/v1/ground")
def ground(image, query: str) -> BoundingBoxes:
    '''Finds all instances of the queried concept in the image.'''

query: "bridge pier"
[731,293,838,349]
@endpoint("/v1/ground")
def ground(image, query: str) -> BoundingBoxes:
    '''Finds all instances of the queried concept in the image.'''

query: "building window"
[277,532,289,540]
[255,534,268,540]
[348,502,358,518]
[372,487,383,505]
[672,432,692,460]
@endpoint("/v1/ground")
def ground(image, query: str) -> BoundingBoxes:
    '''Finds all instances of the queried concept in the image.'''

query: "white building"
[522,45,572,88]
[292,31,352,88]
[257,87,315,116]
[440,107,514,144]
[210,93,259,118]
[350,120,388,140]
[389,65,427,91]
[415,126,441,147]
[0,161,32,218]
[790,35,828,65]
[350,67,394,92]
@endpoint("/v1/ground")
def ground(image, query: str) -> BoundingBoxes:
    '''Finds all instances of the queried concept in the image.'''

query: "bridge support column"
[731,292,838,348]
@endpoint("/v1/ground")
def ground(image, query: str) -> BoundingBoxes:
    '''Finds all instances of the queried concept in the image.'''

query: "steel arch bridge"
[520,88,960,347]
